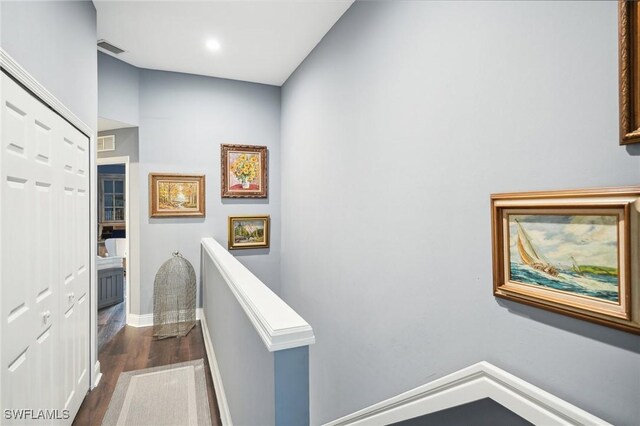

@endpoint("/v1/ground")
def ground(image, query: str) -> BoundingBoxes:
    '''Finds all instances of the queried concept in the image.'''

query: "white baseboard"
[127,313,153,327]
[324,361,610,426]
[92,361,102,389]
[200,310,233,426]
[127,309,204,327]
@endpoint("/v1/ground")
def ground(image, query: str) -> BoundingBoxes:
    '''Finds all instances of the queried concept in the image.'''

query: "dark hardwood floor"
[97,302,125,351]
[73,322,222,426]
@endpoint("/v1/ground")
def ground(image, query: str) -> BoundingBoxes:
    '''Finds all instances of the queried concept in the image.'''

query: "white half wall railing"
[200,237,315,426]
[324,361,611,426]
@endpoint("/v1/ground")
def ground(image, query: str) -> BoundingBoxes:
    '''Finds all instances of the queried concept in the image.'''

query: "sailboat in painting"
[571,256,584,276]
[515,219,559,277]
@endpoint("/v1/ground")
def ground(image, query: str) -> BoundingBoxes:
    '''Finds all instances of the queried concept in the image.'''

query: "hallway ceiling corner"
[95,0,353,86]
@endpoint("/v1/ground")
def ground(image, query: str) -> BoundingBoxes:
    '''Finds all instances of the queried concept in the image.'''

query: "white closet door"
[1,73,90,424]
[1,72,36,419]
[59,116,90,417]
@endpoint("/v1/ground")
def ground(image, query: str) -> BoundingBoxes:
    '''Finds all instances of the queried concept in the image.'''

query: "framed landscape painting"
[491,187,640,334]
[149,173,205,218]
[221,144,267,198]
[228,215,270,250]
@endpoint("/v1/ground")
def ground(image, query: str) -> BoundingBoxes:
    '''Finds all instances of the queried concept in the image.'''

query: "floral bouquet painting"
[221,144,267,198]
[231,153,259,189]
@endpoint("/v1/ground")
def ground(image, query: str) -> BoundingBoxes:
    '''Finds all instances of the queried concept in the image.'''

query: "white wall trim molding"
[201,238,315,352]
[93,361,103,388]
[0,49,93,137]
[127,313,153,327]
[128,308,204,327]
[324,361,611,426]
[0,48,100,391]
[200,309,233,426]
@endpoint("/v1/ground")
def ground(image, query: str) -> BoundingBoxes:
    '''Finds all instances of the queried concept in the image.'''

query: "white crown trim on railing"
[324,361,611,426]
[201,237,315,352]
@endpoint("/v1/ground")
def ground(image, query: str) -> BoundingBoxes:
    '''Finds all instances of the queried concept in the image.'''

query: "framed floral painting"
[228,215,270,250]
[221,144,267,198]
[149,173,205,218]
[491,186,640,334]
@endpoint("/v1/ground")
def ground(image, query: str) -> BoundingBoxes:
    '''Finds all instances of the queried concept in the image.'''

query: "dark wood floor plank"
[97,302,126,351]
[73,322,222,426]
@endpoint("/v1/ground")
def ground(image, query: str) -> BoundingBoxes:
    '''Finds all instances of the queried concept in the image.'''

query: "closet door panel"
[32,325,58,412]
[32,99,59,340]
[1,76,36,417]
[75,293,89,389]
[61,131,78,313]
[60,303,76,411]
[30,98,62,414]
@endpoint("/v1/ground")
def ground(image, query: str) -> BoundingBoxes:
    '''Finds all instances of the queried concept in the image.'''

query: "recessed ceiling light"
[206,39,221,51]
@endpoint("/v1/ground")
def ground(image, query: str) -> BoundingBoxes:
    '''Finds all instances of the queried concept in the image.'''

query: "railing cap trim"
[202,237,315,352]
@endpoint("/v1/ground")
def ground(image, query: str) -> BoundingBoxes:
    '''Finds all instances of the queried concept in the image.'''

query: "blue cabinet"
[98,267,124,309]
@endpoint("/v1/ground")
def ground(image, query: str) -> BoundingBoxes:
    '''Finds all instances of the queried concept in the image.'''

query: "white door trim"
[0,48,100,390]
[97,156,131,325]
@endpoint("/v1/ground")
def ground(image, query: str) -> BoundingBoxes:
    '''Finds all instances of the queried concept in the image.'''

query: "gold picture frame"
[619,0,640,144]
[491,186,640,334]
[149,173,205,218]
[228,215,270,250]
[221,144,268,198]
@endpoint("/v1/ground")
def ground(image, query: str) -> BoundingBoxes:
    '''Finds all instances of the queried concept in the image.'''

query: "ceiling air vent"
[97,39,125,55]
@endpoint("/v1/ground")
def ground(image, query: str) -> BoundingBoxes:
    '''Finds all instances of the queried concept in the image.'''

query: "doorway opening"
[96,157,130,351]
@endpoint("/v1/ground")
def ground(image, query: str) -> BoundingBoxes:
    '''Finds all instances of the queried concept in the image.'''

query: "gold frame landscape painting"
[491,187,640,334]
[228,215,270,250]
[149,173,205,218]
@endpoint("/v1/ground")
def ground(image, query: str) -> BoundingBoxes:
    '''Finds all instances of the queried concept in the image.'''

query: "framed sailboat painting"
[491,187,640,334]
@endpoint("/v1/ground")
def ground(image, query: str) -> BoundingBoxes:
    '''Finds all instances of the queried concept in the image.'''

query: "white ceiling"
[94,1,353,86]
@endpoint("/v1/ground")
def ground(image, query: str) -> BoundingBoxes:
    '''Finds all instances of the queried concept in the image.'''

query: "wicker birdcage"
[153,251,196,339]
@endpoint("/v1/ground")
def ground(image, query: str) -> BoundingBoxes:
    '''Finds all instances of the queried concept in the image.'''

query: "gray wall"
[280,1,640,425]
[202,250,275,425]
[275,346,310,426]
[98,127,139,162]
[0,0,97,133]
[97,57,282,316]
[202,248,311,426]
[138,69,281,314]
[98,127,141,315]
[98,52,139,126]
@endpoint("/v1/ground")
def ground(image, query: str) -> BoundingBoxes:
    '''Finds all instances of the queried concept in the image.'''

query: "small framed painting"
[149,173,205,218]
[491,187,640,334]
[221,144,267,198]
[228,215,270,250]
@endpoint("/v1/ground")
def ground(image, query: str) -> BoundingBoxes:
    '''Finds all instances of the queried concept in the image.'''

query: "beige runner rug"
[102,359,212,426]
